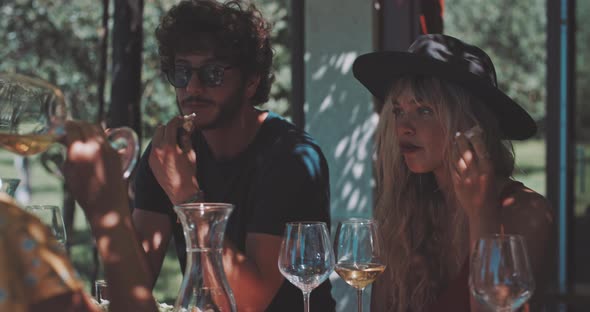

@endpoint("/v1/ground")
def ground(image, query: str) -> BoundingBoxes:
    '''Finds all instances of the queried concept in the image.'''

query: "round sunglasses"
[166,63,233,88]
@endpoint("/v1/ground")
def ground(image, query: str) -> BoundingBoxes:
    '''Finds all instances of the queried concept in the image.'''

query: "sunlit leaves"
[2,0,291,136]
[445,0,546,121]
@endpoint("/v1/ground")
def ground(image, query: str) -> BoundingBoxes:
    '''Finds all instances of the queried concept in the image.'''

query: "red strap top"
[424,181,530,312]
[424,259,471,312]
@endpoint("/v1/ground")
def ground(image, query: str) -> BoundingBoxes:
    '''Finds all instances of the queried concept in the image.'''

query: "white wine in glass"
[0,133,59,156]
[0,73,65,155]
[334,263,386,289]
[334,218,385,312]
[0,73,138,178]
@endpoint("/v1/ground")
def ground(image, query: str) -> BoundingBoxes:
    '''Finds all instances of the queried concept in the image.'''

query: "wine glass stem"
[302,291,311,312]
[357,288,363,312]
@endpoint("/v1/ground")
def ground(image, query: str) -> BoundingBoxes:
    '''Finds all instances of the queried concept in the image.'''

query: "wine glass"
[24,205,67,249]
[0,73,138,178]
[95,279,110,302]
[278,222,335,312]
[334,218,386,312]
[469,234,535,312]
[0,177,20,198]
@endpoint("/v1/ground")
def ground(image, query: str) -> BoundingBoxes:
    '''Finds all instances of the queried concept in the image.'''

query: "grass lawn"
[513,139,546,196]
[512,139,590,216]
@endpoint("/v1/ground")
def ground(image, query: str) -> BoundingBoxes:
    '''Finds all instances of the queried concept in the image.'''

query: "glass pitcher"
[173,202,237,312]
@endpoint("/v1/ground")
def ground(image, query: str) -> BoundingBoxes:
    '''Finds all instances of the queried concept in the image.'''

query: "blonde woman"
[352,34,554,312]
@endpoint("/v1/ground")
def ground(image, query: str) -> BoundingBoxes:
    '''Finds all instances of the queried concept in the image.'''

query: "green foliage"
[576,1,590,140]
[444,0,546,121]
[256,0,291,119]
[0,0,102,120]
[1,0,292,138]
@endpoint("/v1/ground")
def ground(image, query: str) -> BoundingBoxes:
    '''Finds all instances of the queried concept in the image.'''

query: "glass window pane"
[444,0,547,197]
[574,0,590,290]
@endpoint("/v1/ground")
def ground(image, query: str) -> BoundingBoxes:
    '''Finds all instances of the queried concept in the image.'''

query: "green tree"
[444,0,546,123]
[1,0,291,138]
[576,0,590,140]
[0,0,102,120]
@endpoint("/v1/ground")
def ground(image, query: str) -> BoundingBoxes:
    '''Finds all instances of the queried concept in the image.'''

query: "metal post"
[290,0,305,129]
[547,0,576,308]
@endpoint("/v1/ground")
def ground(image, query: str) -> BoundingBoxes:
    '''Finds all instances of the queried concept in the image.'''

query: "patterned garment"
[0,193,83,311]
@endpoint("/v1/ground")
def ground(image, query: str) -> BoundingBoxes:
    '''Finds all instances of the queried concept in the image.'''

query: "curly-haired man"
[132,1,335,311]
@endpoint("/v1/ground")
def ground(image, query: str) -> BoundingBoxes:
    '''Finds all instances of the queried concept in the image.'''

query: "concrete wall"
[304,1,377,310]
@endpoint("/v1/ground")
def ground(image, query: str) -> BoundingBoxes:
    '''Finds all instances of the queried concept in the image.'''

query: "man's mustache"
[181,96,215,105]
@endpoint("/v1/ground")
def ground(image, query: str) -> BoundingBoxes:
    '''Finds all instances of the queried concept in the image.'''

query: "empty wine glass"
[469,234,535,312]
[95,279,110,302]
[278,222,335,312]
[24,205,67,249]
[0,73,138,178]
[334,218,385,312]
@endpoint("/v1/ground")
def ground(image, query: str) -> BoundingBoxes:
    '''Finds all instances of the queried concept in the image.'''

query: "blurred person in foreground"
[132,1,334,311]
[352,34,555,312]
[0,122,157,312]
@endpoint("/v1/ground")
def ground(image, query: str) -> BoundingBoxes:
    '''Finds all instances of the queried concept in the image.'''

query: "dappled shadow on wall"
[304,50,378,311]
[305,51,378,223]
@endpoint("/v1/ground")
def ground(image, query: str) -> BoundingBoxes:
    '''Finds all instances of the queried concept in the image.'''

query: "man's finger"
[163,116,183,146]
[179,133,192,154]
[152,125,165,147]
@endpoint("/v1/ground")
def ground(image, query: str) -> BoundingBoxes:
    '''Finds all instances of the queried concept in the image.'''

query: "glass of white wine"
[0,73,138,178]
[334,218,386,312]
[278,222,335,312]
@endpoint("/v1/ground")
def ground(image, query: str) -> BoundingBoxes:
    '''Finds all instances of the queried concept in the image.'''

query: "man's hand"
[149,116,200,204]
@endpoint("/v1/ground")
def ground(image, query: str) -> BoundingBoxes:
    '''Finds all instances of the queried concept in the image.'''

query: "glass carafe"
[174,202,237,312]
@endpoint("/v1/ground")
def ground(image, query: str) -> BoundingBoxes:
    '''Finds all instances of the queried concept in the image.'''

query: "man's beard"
[177,83,247,131]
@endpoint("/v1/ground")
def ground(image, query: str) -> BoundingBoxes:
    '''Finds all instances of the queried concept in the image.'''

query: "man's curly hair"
[156,0,274,106]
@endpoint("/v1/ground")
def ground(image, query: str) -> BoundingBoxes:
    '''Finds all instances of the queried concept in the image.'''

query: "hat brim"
[352,51,537,140]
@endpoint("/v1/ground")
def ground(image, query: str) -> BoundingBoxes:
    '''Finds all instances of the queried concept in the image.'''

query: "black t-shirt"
[134,111,336,311]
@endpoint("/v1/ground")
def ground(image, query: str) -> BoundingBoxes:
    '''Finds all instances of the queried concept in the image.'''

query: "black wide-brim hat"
[353,34,536,140]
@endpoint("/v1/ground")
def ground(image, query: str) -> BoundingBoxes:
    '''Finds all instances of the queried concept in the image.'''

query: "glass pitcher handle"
[105,127,139,179]
[40,126,139,180]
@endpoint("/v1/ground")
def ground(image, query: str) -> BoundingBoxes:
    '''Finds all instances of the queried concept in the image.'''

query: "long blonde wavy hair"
[373,76,516,311]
